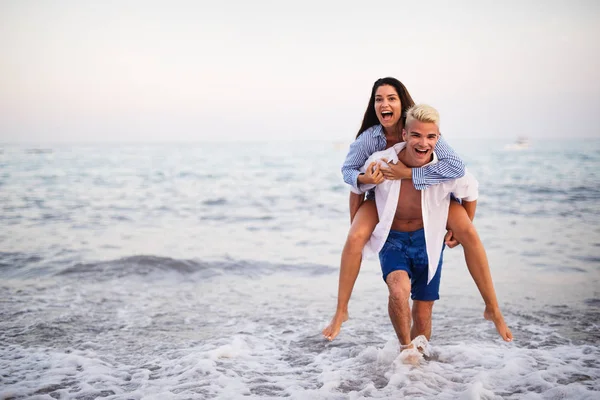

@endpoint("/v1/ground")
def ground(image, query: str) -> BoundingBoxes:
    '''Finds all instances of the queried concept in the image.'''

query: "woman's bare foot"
[322,310,349,341]
[484,306,513,342]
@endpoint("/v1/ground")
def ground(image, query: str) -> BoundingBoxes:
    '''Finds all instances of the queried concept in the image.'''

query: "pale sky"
[1,0,599,143]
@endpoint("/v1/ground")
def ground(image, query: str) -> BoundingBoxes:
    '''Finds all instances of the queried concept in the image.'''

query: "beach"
[1,139,599,399]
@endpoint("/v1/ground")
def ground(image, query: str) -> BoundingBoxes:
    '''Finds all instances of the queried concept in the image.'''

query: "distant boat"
[505,137,529,150]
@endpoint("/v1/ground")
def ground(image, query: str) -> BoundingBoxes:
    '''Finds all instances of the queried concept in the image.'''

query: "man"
[343,104,511,352]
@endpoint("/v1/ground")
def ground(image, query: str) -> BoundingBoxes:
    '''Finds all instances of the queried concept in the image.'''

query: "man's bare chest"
[395,181,422,221]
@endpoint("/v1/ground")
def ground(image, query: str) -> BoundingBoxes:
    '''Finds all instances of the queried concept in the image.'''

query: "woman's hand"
[381,158,411,180]
[358,161,384,185]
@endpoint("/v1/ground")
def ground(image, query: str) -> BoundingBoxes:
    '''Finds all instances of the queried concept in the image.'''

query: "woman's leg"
[322,199,379,341]
[446,201,513,342]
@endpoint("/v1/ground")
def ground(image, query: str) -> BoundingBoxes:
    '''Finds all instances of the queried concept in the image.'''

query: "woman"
[322,77,512,342]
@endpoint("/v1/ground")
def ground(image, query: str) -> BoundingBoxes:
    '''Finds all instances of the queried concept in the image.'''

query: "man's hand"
[358,161,384,185]
[381,158,411,180]
[444,230,460,248]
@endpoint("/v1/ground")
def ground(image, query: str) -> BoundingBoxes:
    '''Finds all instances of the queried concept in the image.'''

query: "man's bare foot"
[399,343,423,365]
[397,336,431,365]
[484,306,513,342]
[322,310,349,341]
[411,335,431,357]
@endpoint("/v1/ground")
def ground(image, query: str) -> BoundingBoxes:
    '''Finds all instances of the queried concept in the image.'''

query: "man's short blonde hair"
[405,104,440,128]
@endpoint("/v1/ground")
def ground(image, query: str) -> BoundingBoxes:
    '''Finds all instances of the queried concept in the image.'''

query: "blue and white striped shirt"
[341,125,465,192]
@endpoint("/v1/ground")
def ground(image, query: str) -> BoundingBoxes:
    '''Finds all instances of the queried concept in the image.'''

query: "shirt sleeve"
[341,134,373,194]
[452,171,479,201]
[411,136,466,190]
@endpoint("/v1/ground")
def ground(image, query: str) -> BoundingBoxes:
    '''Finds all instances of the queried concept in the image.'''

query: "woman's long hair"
[356,77,415,139]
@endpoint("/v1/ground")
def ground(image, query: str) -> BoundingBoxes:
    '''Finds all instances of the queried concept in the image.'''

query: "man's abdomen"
[392,181,423,232]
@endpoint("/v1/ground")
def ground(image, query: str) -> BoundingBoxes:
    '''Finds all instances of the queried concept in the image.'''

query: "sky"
[1,0,599,143]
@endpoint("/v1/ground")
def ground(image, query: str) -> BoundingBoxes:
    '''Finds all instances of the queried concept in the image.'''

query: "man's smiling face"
[401,120,440,167]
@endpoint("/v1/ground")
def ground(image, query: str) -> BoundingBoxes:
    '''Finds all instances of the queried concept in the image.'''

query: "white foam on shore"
[1,269,599,399]
[2,321,599,399]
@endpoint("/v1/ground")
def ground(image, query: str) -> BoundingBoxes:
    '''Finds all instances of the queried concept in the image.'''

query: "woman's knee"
[448,205,478,237]
[453,222,479,246]
[346,226,372,247]
[346,202,378,247]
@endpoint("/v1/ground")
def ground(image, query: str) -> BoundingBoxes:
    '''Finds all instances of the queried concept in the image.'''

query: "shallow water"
[1,139,599,399]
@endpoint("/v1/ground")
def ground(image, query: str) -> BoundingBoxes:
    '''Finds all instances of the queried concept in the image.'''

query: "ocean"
[1,138,599,399]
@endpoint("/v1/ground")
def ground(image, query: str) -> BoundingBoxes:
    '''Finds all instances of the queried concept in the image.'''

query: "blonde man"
[357,104,510,354]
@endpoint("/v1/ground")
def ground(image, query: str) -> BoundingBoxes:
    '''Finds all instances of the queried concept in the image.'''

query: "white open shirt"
[353,142,479,284]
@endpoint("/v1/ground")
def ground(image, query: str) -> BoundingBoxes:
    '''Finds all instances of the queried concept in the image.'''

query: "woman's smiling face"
[374,84,402,131]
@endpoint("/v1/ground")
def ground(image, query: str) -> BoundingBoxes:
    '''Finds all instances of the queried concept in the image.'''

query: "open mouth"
[381,111,393,121]
[415,148,429,156]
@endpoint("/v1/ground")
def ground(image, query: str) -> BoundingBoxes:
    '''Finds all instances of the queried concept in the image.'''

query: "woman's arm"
[341,129,381,193]
[412,136,465,190]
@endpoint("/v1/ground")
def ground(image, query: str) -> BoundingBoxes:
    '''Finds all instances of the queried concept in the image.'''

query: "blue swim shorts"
[378,228,444,301]
[366,189,375,201]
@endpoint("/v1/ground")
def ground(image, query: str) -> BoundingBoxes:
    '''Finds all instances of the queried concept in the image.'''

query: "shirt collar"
[367,124,385,138]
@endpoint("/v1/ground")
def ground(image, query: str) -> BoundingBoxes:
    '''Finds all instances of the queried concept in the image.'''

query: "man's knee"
[412,302,434,327]
[387,272,411,304]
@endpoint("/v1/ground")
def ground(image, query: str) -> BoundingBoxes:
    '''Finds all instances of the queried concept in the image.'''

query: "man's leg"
[406,228,442,346]
[446,201,513,342]
[323,200,379,341]
[411,300,434,340]
[386,270,412,346]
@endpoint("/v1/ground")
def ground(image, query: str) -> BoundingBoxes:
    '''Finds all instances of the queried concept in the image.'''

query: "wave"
[0,252,44,270]
[0,252,335,281]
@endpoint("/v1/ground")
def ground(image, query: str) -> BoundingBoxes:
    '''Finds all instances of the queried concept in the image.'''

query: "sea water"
[1,139,599,399]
